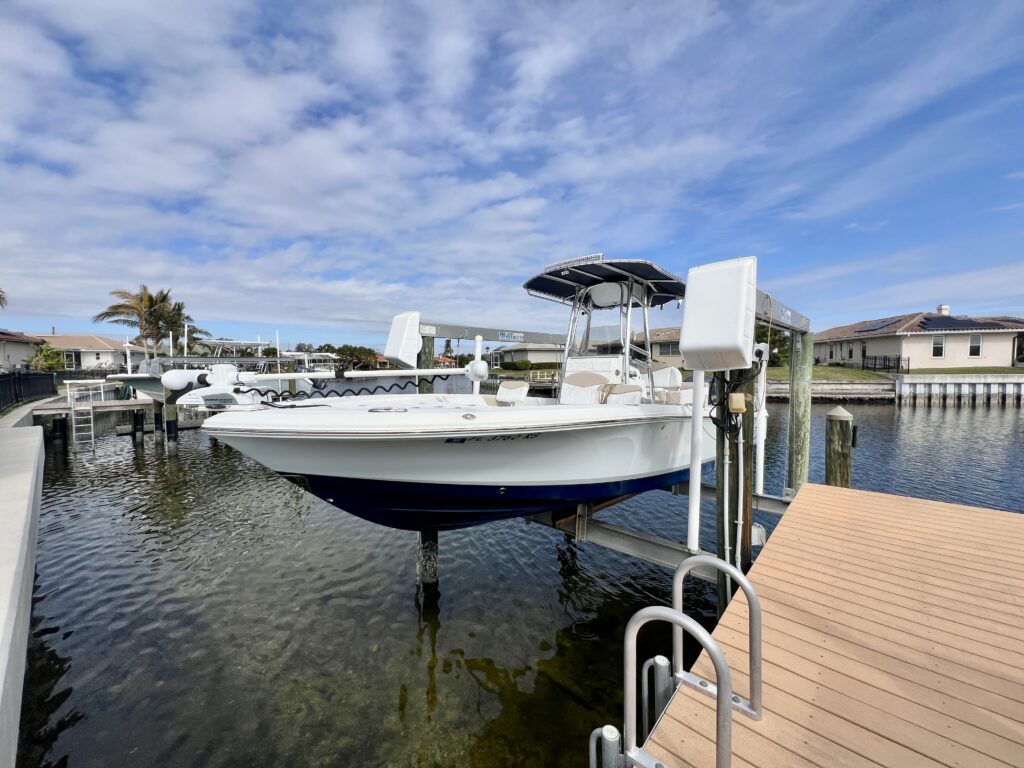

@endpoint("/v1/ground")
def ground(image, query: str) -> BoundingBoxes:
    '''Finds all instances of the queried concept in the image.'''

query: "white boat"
[202,255,716,530]
[108,340,320,403]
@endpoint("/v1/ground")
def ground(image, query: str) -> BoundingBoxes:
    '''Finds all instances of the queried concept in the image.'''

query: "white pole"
[168,331,173,358]
[686,370,705,553]
[125,337,132,374]
[473,335,483,395]
[183,323,189,357]
[754,361,768,495]
[721,371,732,592]
[275,331,281,374]
[736,417,744,569]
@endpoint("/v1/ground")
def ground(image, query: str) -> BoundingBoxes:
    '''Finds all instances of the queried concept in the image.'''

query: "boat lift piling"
[163,387,179,455]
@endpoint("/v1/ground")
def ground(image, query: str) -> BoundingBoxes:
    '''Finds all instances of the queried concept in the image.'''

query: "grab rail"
[623,606,734,768]
[672,554,762,720]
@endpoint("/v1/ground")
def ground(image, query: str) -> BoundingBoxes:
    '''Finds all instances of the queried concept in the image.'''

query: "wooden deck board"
[645,483,1024,768]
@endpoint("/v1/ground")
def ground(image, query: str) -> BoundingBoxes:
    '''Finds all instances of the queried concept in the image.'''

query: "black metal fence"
[862,356,910,373]
[0,371,58,411]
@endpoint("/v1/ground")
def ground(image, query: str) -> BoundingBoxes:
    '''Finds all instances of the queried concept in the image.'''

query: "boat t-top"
[195,254,716,530]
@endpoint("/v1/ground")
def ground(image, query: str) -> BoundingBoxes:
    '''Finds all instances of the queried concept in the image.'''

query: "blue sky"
[1,0,1022,349]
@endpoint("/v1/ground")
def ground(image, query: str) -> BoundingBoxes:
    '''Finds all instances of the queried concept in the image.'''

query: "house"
[637,328,682,368]
[36,334,147,370]
[814,306,1024,370]
[594,328,683,368]
[0,330,44,371]
[433,355,457,368]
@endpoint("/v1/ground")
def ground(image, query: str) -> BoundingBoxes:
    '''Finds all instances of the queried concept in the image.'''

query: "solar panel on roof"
[855,316,903,333]
[920,317,1004,331]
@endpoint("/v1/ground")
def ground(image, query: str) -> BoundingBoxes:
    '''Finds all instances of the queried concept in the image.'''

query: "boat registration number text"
[445,434,540,443]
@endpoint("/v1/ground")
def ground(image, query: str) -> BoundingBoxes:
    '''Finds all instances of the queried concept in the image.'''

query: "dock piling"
[825,406,853,488]
[51,415,67,444]
[416,529,439,585]
[417,336,434,394]
[785,331,813,495]
[132,409,145,444]
[163,388,178,454]
[153,403,164,440]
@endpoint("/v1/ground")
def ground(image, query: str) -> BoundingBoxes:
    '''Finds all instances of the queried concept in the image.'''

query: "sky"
[1,0,1023,349]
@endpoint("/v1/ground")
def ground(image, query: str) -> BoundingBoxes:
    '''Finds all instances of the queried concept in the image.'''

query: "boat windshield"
[568,313,625,356]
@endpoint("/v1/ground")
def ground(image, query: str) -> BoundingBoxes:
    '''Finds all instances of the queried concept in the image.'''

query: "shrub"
[531,362,561,370]
[513,360,532,371]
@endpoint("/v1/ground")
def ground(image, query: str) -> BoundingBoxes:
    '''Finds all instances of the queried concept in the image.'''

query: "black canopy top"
[523,254,686,308]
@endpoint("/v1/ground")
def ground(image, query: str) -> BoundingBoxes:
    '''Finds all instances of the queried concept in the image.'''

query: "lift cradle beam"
[420,289,808,346]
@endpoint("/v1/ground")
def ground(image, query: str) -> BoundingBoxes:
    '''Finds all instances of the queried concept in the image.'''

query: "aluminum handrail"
[624,606,733,768]
[672,554,762,720]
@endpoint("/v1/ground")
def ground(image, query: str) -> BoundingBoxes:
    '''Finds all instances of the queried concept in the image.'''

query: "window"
[932,335,944,358]
[829,347,834,360]
[848,345,854,359]
[660,342,679,357]
[95,352,101,360]
[969,334,982,358]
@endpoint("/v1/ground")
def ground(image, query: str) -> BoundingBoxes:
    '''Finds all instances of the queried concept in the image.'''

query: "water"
[18,402,1023,767]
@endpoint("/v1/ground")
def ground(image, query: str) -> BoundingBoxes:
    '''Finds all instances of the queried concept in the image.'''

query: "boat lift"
[365,259,810,591]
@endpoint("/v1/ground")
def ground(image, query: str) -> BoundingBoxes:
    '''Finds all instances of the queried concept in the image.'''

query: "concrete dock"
[0,423,44,768]
[645,483,1024,767]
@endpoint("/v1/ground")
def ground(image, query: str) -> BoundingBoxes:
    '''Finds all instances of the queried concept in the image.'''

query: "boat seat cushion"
[603,384,642,405]
[496,379,530,405]
[559,372,607,405]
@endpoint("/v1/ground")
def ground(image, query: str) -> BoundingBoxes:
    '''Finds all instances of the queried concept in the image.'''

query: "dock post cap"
[825,405,853,421]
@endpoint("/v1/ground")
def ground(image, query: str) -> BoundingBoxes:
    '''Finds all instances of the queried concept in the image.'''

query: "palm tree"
[154,301,209,354]
[92,285,172,359]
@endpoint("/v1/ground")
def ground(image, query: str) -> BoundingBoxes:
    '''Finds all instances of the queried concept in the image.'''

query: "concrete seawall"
[895,374,1024,407]
[0,423,43,768]
[766,380,895,401]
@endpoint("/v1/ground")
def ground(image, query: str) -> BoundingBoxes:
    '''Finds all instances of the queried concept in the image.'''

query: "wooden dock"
[645,483,1024,768]
[31,398,154,417]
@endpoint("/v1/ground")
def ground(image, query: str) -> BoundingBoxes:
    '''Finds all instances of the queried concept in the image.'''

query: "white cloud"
[0,0,1022,338]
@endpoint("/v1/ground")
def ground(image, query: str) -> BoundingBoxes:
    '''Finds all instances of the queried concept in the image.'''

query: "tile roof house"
[0,330,44,371]
[36,334,147,370]
[813,306,1024,371]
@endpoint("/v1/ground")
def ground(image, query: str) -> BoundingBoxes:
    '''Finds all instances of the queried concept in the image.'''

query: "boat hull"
[284,464,712,530]
[206,402,716,530]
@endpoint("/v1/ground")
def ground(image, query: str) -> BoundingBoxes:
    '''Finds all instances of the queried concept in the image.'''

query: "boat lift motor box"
[384,311,422,369]
[679,256,757,372]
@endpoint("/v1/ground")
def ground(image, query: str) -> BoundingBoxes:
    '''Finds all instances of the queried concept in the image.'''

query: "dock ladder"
[66,380,105,450]
[589,554,762,768]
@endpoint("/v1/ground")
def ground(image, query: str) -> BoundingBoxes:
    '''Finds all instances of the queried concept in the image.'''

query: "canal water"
[18,402,1023,767]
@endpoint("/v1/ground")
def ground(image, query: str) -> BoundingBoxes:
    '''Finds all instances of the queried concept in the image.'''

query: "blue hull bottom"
[281,461,715,530]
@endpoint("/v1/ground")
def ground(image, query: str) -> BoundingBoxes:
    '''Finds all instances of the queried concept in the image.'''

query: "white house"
[814,306,1024,371]
[36,334,147,370]
[0,330,43,371]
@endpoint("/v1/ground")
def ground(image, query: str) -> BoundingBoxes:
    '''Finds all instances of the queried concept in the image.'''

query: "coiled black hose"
[234,373,455,402]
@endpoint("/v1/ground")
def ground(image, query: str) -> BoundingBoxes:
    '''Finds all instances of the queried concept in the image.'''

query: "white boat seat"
[654,383,695,405]
[603,384,642,405]
[496,379,530,405]
[651,363,683,389]
[559,371,607,405]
